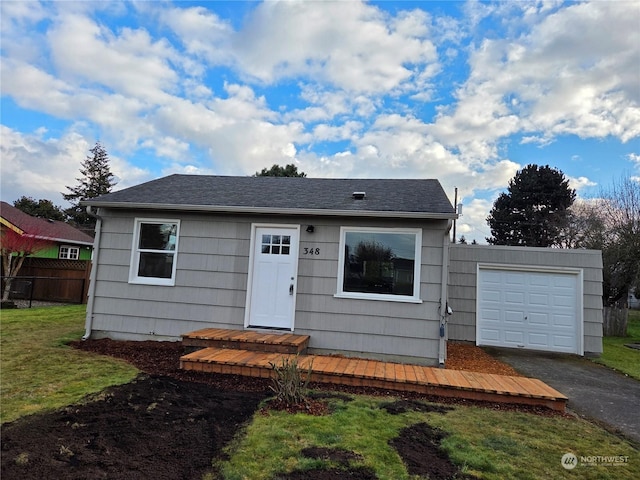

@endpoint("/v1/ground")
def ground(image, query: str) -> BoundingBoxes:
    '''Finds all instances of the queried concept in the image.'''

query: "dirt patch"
[275,466,379,480]
[1,375,266,480]
[1,339,557,479]
[278,445,375,480]
[390,422,477,479]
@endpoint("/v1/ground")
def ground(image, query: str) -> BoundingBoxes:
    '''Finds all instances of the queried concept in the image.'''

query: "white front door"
[246,226,299,330]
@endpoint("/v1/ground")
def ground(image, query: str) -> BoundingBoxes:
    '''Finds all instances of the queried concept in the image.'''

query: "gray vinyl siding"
[295,217,446,365]
[90,208,449,365]
[447,244,603,355]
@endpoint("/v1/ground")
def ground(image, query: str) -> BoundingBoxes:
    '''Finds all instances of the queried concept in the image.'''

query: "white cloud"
[228,1,439,94]
[433,0,640,166]
[1,0,638,215]
[0,126,150,205]
[48,13,180,102]
[158,5,233,64]
[568,175,597,191]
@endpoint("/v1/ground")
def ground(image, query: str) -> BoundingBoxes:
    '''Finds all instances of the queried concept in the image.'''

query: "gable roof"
[0,201,94,246]
[83,174,457,219]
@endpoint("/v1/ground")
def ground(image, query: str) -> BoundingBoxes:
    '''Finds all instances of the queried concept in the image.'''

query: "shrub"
[268,355,313,406]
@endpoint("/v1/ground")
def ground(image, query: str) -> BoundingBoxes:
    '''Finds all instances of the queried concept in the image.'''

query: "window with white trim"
[336,227,422,302]
[129,219,180,286]
[59,245,80,260]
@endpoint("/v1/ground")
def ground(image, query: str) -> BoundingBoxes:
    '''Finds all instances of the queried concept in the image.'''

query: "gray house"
[82,174,603,366]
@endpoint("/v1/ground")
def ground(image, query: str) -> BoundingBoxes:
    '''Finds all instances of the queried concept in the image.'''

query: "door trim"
[244,223,300,331]
[475,263,584,355]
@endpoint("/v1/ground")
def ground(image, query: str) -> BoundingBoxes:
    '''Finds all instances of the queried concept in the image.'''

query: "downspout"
[82,206,102,340]
[438,220,453,367]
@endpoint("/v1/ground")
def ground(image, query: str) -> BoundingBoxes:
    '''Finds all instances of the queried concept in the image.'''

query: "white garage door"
[477,267,581,354]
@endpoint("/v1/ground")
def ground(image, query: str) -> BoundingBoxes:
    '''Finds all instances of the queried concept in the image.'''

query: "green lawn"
[219,395,639,480]
[2,305,638,479]
[0,305,138,424]
[593,310,640,380]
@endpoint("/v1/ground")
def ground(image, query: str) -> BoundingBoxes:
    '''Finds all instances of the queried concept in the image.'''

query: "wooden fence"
[3,258,91,304]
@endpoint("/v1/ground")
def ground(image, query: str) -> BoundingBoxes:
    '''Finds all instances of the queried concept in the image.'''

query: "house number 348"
[303,247,320,255]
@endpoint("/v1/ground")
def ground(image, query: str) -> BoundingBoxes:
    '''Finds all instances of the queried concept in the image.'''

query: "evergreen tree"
[254,163,306,177]
[13,196,67,221]
[486,164,575,247]
[63,142,116,232]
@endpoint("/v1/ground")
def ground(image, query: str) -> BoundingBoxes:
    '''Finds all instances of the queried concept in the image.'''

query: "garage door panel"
[477,268,579,354]
[529,293,549,306]
[504,330,524,345]
[480,289,501,302]
[528,333,550,347]
[479,328,500,342]
[504,310,524,324]
[553,314,574,328]
[505,272,526,285]
[552,294,574,308]
[505,291,525,304]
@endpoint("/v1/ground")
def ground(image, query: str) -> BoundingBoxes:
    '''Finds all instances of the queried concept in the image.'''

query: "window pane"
[139,223,177,250]
[282,246,290,255]
[282,236,291,245]
[343,232,415,296]
[262,245,270,254]
[272,235,281,244]
[262,234,271,244]
[138,252,174,278]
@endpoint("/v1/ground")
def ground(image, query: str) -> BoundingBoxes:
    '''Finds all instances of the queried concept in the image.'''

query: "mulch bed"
[1,339,553,479]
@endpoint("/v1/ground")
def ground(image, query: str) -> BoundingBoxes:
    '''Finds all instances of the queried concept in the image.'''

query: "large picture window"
[129,219,180,286]
[337,227,422,302]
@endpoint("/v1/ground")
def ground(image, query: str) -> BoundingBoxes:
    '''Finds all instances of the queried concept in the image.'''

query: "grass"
[593,309,640,380]
[220,396,640,480]
[2,305,639,479]
[0,304,138,424]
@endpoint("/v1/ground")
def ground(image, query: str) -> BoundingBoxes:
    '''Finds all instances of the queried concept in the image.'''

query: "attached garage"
[447,244,603,357]
[476,266,582,355]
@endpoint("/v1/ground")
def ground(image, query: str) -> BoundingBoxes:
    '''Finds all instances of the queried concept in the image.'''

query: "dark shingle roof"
[84,175,456,219]
[0,201,94,245]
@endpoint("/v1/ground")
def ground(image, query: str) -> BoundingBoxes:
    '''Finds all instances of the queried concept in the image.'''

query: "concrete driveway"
[485,347,640,446]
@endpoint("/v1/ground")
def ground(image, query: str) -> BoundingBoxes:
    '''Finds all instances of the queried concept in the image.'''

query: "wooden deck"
[182,328,310,354]
[180,344,568,411]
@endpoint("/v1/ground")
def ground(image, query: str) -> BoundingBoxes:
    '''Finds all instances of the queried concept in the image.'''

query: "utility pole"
[452,187,457,243]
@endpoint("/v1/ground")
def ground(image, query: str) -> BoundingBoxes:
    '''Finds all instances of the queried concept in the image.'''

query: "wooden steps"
[181,328,310,354]
[179,329,568,412]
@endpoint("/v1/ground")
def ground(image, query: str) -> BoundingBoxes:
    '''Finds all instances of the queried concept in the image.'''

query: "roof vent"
[352,191,366,200]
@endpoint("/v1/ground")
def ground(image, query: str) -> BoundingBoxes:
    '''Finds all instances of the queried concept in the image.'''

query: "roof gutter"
[82,202,457,220]
[82,206,102,341]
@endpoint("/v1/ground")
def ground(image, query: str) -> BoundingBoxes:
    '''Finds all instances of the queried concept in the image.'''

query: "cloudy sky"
[1,0,639,242]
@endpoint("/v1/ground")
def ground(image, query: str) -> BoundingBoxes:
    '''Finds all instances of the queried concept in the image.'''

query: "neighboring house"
[0,201,94,261]
[82,174,603,365]
[0,201,94,302]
